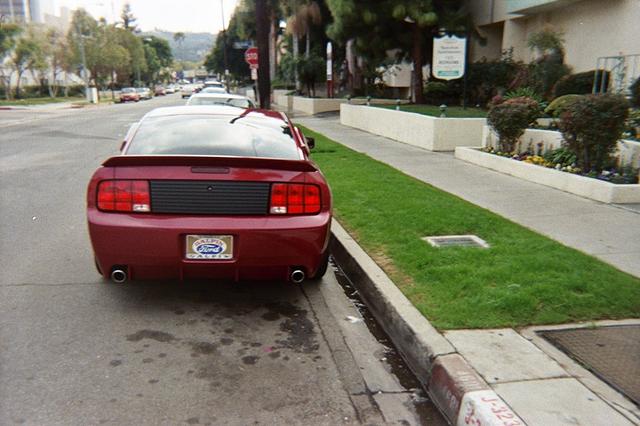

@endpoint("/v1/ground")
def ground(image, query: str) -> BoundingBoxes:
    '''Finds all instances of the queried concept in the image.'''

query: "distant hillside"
[142,30,216,62]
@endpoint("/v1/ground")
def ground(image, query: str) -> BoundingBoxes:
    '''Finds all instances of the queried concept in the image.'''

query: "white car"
[204,80,224,88]
[200,87,228,94]
[186,92,255,109]
[180,84,197,98]
[165,85,177,94]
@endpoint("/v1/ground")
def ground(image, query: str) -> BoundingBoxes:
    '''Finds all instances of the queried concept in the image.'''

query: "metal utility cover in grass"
[422,235,489,248]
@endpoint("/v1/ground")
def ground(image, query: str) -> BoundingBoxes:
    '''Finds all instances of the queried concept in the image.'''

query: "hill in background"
[142,30,216,62]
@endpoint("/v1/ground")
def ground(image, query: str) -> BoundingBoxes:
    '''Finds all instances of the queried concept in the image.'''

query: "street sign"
[244,47,259,67]
[251,68,258,80]
[233,41,252,49]
[432,35,466,80]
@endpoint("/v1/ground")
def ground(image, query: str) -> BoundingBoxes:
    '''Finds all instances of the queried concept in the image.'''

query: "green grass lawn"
[301,126,640,329]
[376,104,487,118]
[0,96,85,106]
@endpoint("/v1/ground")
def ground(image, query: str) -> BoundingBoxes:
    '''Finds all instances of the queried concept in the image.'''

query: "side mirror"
[306,136,315,150]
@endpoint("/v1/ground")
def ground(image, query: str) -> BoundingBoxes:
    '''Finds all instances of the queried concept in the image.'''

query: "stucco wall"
[341,104,486,151]
[468,0,640,73]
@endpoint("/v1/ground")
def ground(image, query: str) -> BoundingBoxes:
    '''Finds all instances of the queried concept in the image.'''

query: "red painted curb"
[428,354,490,424]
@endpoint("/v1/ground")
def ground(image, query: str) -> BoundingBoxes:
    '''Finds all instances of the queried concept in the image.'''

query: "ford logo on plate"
[192,238,226,255]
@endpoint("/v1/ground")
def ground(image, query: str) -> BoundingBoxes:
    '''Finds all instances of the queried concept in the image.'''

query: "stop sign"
[244,47,258,68]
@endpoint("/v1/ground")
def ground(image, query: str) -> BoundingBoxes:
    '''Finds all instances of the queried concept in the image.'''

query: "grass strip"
[0,96,84,106]
[376,104,487,118]
[300,125,640,329]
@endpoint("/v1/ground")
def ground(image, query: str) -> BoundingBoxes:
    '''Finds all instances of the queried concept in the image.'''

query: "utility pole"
[255,0,271,108]
[220,0,229,92]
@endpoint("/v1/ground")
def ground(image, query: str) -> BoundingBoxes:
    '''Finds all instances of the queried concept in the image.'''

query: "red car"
[119,87,140,102]
[87,106,332,284]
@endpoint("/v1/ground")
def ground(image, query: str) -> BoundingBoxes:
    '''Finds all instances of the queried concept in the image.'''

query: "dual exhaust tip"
[109,267,305,284]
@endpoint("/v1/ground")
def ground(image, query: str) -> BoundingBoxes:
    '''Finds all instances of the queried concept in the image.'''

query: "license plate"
[185,235,234,260]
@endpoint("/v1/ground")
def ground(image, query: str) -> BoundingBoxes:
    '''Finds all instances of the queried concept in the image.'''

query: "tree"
[173,32,185,48]
[326,0,467,102]
[120,3,138,32]
[256,0,271,108]
[0,23,22,99]
[142,35,173,68]
[11,34,41,98]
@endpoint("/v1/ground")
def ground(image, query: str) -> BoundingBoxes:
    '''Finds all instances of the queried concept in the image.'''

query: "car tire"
[310,252,330,280]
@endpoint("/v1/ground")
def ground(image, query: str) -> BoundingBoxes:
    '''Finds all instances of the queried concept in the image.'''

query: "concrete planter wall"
[455,147,640,204]
[272,93,405,115]
[340,103,486,151]
[272,90,293,111]
[481,126,640,168]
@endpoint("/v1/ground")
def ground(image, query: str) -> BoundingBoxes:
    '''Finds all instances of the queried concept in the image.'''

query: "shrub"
[488,96,541,152]
[631,77,640,107]
[559,94,630,171]
[553,70,610,97]
[423,81,462,105]
[466,49,522,106]
[545,94,584,117]
[504,87,543,103]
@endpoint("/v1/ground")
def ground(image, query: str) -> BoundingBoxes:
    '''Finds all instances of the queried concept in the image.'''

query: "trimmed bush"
[559,94,630,171]
[553,70,610,97]
[545,94,584,117]
[488,96,541,152]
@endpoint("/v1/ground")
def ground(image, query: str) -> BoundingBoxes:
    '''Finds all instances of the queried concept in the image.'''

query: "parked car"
[204,80,224,89]
[180,84,197,98]
[199,87,228,94]
[119,87,140,103]
[165,85,177,94]
[187,92,255,108]
[87,106,330,283]
[136,87,153,100]
[154,86,166,96]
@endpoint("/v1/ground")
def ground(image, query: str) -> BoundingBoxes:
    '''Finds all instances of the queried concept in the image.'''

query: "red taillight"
[270,183,321,215]
[97,180,150,213]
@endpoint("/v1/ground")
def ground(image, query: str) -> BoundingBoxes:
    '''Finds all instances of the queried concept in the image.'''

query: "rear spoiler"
[102,155,318,172]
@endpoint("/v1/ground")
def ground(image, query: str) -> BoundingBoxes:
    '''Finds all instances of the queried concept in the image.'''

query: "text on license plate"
[185,235,233,259]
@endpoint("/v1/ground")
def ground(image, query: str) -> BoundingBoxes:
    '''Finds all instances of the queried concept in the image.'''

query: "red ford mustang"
[87,106,332,283]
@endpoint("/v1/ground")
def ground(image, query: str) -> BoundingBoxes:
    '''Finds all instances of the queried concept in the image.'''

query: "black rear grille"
[150,180,270,215]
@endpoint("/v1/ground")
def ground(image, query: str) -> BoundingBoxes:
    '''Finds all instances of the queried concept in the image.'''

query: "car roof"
[142,105,288,123]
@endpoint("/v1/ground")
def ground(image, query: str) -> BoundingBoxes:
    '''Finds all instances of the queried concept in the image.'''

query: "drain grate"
[422,235,489,248]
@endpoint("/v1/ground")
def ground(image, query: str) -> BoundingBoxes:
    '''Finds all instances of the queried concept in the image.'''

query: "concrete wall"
[456,147,640,204]
[275,96,404,115]
[482,126,640,168]
[468,0,640,72]
[341,104,486,151]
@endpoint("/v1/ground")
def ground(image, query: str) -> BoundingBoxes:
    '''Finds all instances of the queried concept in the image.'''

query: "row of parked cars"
[118,85,179,103]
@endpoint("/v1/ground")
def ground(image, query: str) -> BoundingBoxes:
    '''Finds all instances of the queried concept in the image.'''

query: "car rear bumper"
[88,210,331,282]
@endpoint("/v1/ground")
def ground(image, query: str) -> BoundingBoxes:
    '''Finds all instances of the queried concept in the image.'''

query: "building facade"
[467,0,640,73]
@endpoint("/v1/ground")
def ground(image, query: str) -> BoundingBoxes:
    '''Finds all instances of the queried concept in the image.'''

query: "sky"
[51,0,239,34]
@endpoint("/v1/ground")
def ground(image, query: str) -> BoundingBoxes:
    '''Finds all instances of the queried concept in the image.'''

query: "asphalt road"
[0,96,446,426]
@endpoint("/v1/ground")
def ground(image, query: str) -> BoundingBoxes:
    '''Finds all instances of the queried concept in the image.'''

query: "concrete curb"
[330,219,525,425]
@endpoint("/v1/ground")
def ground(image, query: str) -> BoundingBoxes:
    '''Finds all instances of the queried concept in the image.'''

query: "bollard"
[347,94,352,104]
[366,95,371,106]
[440,104,448,118]
[396,99,401,111]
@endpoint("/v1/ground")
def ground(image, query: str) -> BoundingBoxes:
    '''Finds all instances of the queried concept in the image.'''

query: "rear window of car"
[122,88,135,93]
[126,114,302,159]
[188,97,253,108]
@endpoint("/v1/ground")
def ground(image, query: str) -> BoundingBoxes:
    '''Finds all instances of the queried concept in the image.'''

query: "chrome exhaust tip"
[110,269,127,283]
[290,269,305,284]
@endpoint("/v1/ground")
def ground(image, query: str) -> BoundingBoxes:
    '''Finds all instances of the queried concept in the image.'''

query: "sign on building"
[432,35,466,80]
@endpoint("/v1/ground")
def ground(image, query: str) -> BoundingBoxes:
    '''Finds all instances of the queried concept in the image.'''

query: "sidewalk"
[295,115,640,279]
[299,114,640,425]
